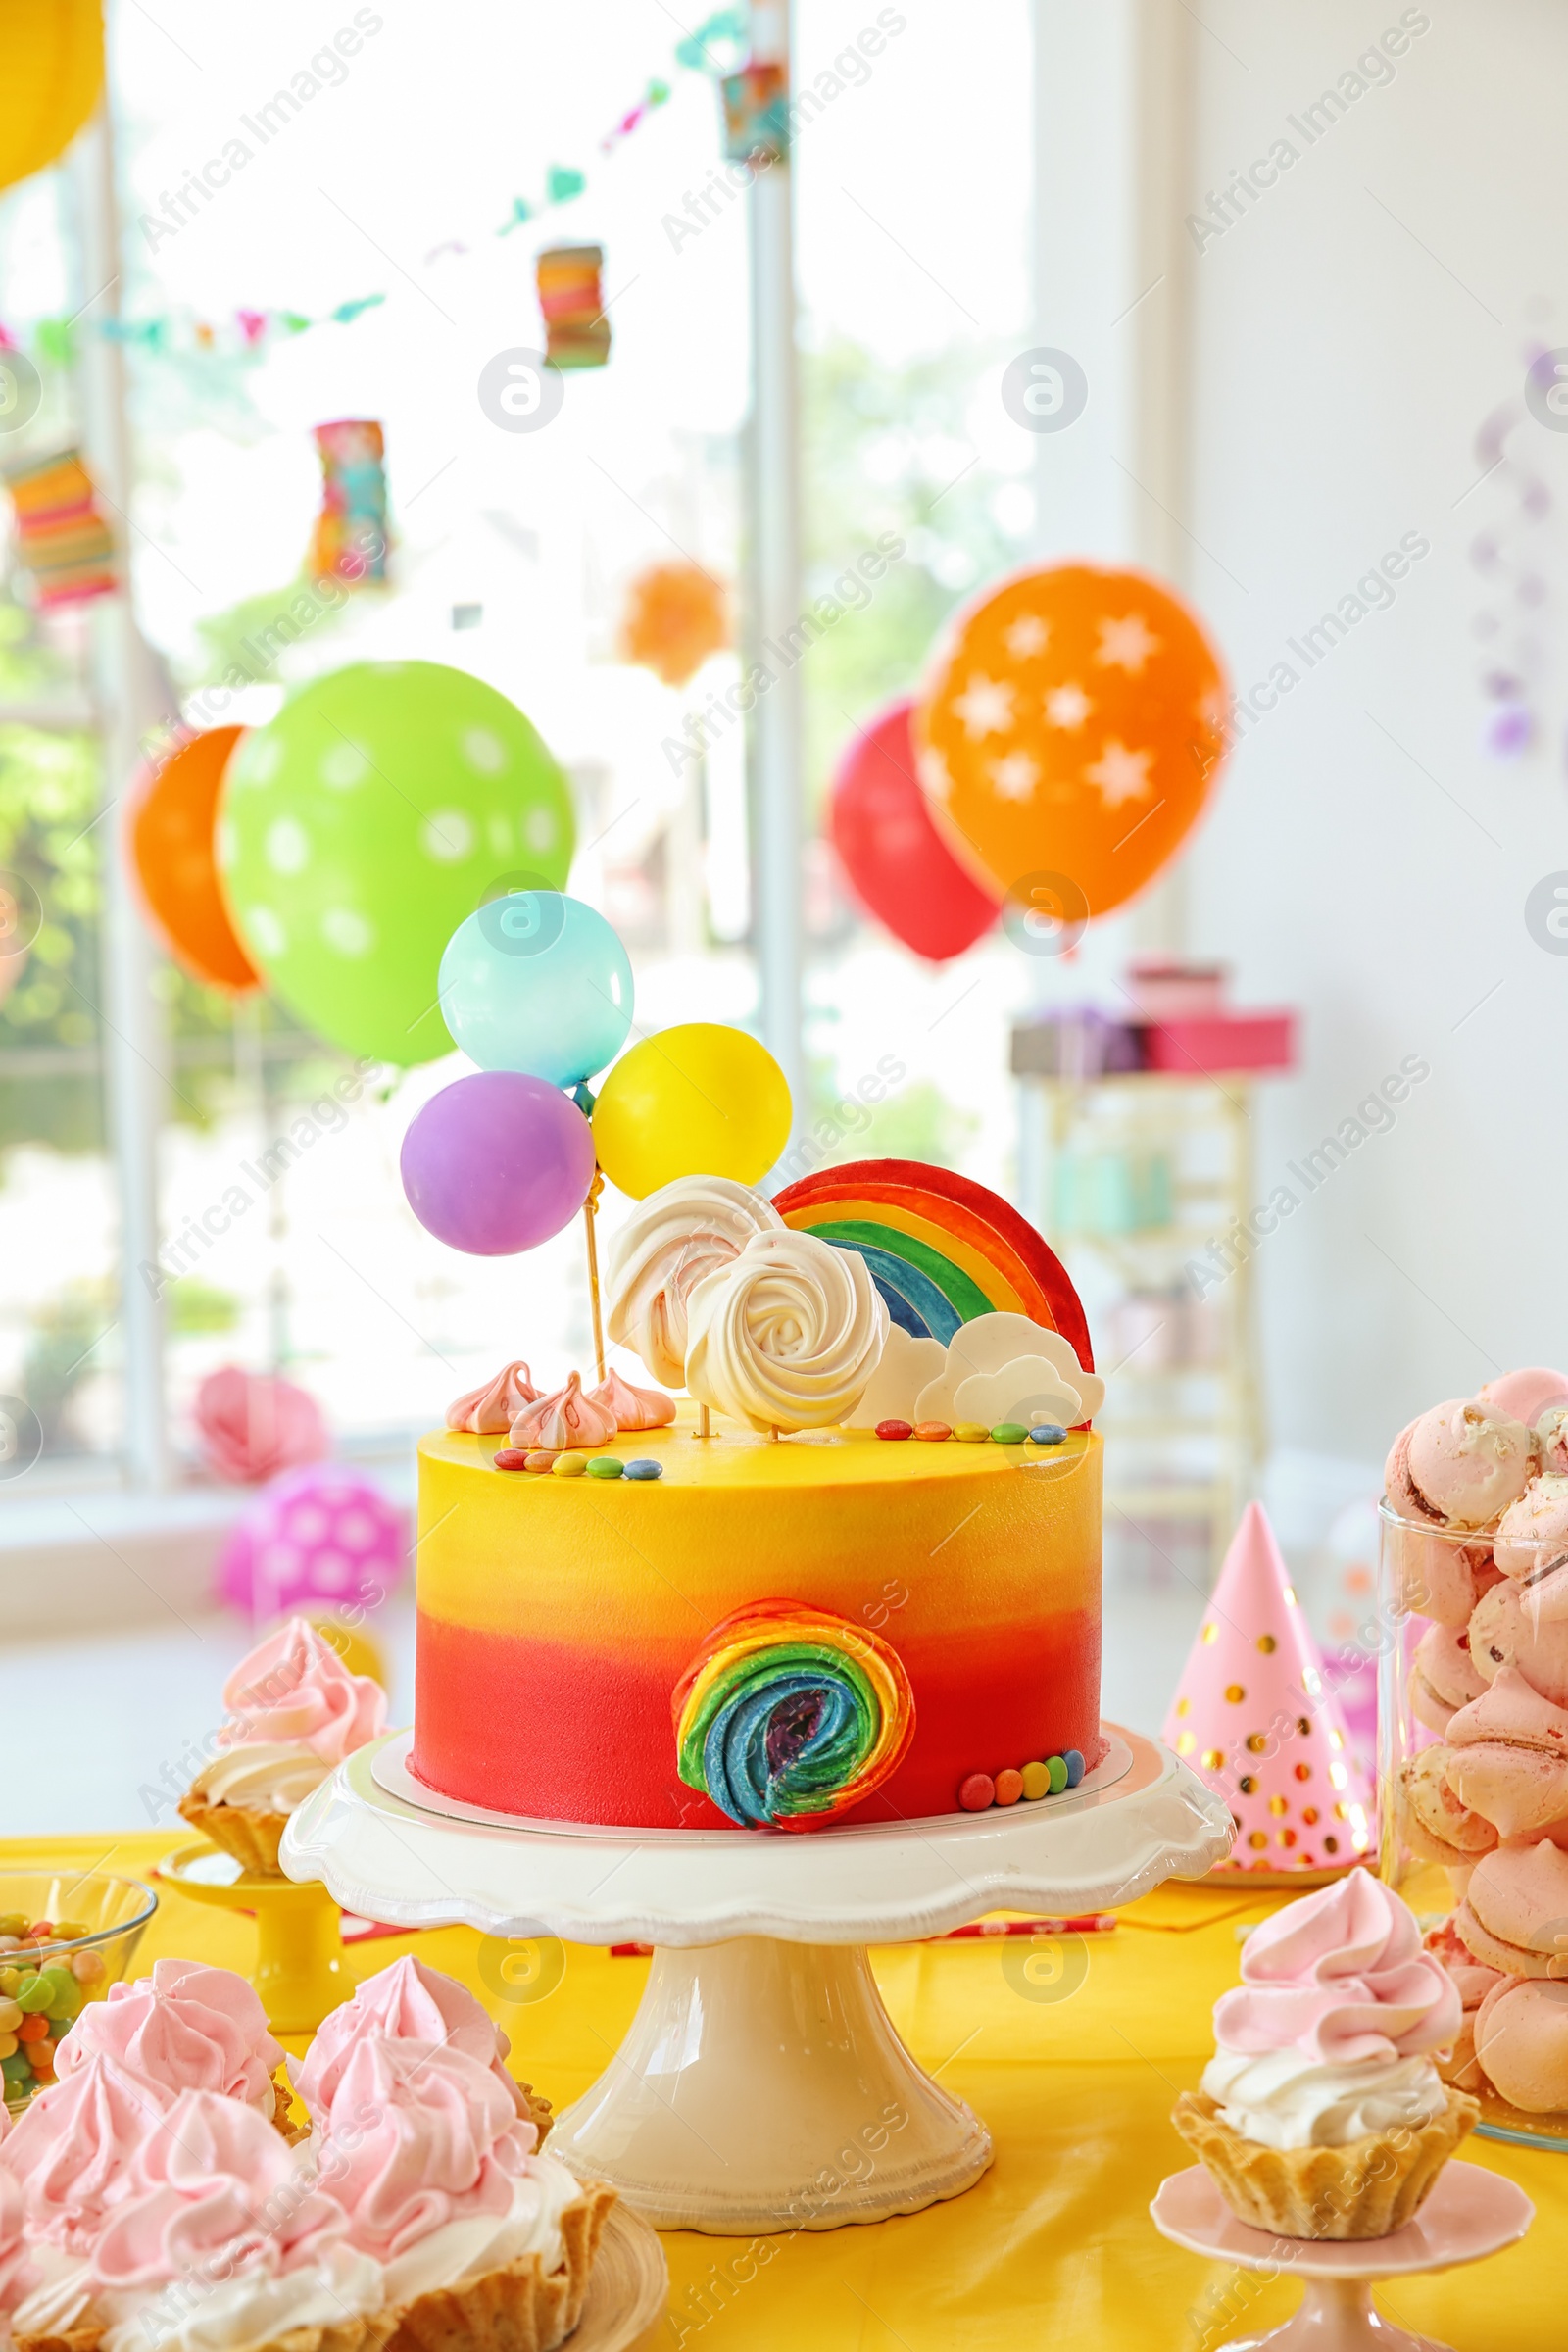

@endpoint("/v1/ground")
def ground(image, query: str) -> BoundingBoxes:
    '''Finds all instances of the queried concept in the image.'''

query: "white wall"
[1175,0,1568,1485]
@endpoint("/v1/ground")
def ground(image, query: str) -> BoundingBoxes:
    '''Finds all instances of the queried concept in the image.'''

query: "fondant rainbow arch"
[772,1157,1092,1369]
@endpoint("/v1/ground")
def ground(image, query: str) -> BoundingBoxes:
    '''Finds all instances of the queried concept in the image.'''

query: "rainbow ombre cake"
[411,1159,1108,1833]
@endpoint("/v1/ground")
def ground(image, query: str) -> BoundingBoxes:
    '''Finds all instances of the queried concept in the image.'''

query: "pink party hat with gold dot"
[1163,1500,1376,1876]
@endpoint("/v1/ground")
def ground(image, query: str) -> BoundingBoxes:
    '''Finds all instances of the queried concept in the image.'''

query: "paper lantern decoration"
[193,1367,326,1485]
[619,562,729,690]
[1,448,116,607]
[1162,1502,1374,1876]
[719,62,790,164]
[308,418,388,587]
[536,246,610,368]
[0,0,103,197]
[774,1156,1092,1368]
[217,1462,407,1623]
[916,564,1229,920]
[828,700,1000,963]
[128,729,261,993]
[217,661,574,1066]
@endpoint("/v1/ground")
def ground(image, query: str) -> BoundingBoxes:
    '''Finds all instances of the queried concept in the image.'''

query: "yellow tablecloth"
[7,1834,1562,2351]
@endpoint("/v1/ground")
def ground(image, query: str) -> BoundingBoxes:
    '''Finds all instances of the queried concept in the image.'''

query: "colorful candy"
[624,1459,662,1481]
[990,1423,1028,1446]
[954,1422,990,1443]
[493,1447,532,1472]
[914,1420,952,1442]
[550,1452,588,1479]
[0,1923,90,2106]
[673,1599,915,1831]
[874,1419,913,1442]
[1028,1424,1066,1446]
[958,1748,1085,1812]
[586,1456,624,1479]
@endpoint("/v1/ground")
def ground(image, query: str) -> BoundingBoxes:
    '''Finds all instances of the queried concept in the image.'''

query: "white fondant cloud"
[949,1364,1084,1431]
[849,1327,947,1427]
[908,1310,1104,1428]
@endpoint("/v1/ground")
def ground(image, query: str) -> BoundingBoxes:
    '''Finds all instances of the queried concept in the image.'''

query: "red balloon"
[828,700,1000,962]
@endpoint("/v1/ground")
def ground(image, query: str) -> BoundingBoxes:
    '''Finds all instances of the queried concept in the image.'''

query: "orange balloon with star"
[914,564,1229,921]
[127,726,262,993]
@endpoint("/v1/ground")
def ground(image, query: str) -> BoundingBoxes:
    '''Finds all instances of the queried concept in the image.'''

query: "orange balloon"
[914,564,1229,920]
[128,727,261,991]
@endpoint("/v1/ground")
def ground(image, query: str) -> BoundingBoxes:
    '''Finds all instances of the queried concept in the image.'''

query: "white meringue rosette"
[847,1308,1104,1430]
[684,1229,889,1433]
[604,1175,783,1387]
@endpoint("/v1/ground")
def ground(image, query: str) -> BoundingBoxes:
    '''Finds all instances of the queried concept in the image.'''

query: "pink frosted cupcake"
[180,1620,386,1876]
[0,2167,39,2341]
[291,1958,545,2132]
[85,2090,387,2352]
[312,2036,611,2352]
[0,2050,172,2347]
[54,1964,291,2138]
[1172,1875,1477,2238]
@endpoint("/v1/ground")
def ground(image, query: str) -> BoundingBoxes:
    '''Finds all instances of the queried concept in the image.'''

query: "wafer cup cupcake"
[180,1619,386,1878]
[313,2035,612,2352]
[1171,1874,1478,2239]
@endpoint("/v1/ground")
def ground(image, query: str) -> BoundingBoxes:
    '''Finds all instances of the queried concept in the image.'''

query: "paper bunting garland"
[1,447,116,607]
[0,9,750,376]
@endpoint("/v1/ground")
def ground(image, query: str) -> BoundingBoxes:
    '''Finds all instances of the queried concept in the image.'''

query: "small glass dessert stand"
[283,1722,1231,2234]
[1151,2163,1533,2351]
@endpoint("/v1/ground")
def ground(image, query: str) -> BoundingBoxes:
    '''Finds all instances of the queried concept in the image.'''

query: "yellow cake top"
[420,1403,1097,1493]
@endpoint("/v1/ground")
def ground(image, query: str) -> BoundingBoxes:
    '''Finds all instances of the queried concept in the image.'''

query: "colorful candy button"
[875,1418,913,1441]
[958,1772,995,1811]
[493,1448,531,1472]
[624,1459,663,1481]
[993,1767,1024,1806]
[953,1422,990,1443]
[551,1452,588,1479]
[586,1456,624,1479]
[1042,1754,1066,1794]
[524,1450,560,1473]
[913,1420,952,1442]
[990,1423,1028,1446]
[1063,1748,1086,1788]
[1028,1424,1067,1446]
[1020,1760,1051,1801]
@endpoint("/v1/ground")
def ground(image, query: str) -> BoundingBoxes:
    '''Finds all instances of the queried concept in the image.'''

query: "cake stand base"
[283,1724,1230,2233]
[550,1936,990,2232]
[1151,2165,1534,2351]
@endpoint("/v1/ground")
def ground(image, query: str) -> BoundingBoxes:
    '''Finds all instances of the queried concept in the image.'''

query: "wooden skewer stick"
[697,1402,711,1439]
[582,1171,607,1386]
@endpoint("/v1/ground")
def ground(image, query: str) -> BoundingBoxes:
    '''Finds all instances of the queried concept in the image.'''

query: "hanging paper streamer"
[1,447,116,608]
[537,246,610,369]
[719,62,790,164]
[308,418,389,587]
[1470,368,1551,760]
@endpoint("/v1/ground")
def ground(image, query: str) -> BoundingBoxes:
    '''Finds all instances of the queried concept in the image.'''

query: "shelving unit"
[1014,1060,1267,1573]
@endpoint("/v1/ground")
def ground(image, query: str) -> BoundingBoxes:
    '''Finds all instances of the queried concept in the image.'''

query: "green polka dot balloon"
[218,662,574,1064]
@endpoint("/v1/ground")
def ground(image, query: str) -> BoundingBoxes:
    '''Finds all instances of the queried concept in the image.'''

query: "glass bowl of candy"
[0,1871,158,2112]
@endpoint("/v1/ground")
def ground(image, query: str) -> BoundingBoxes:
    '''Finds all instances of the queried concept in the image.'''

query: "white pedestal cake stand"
[281,1724,1230,2234]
